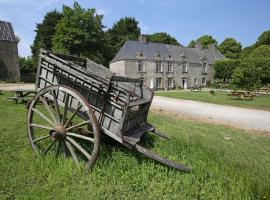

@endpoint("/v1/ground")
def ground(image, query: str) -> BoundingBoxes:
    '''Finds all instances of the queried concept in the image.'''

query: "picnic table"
[257,87,270,95]
[227,91,256,100]
[7,89,36,104]
[190,85,202,91]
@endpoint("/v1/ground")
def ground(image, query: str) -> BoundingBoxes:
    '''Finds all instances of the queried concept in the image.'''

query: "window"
[202,63,207,74]
[194,78,197,86]
[156,61,162,72]
[168,77,174,88]
[167,61,173,72]
[137,60,144,72]
[202,78,207,85]
[182,62,187,73]
[156,77,162,88]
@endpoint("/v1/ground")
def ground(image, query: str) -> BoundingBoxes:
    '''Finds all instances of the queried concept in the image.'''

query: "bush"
[230,58,270,91]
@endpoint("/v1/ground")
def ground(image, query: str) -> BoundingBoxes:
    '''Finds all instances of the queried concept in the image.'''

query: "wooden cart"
[27,50,191,172]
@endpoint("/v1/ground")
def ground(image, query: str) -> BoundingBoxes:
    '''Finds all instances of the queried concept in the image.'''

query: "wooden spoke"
[30,123,52,130]
[66,136,92,160]
[43,139,56,154]
[52,90,61,123]
[33,135,51,143]
[39,96,57,123]
[62,142,67,158]
[65,141,79,164]
[32,108,55,127]
[66,120,90,131]
[62,94,70,125]
[55,141,61,157]
[64,104,83,128]
[67,132,94,143]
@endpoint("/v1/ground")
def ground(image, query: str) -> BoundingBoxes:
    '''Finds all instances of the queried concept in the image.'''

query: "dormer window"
[156,60,162,72]
[137,59,144,72]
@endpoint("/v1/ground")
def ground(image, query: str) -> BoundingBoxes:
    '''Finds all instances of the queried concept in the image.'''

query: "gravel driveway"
[151,96,270,133]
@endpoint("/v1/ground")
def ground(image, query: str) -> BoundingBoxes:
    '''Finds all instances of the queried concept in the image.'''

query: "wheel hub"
[50,125,66,140]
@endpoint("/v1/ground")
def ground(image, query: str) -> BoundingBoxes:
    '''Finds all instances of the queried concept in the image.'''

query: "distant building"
[110,35,224,90]
[0,20,20,81]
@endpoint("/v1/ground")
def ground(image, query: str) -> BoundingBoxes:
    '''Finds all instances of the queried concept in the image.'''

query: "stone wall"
[110,59,211,90]
[0,40,20,81]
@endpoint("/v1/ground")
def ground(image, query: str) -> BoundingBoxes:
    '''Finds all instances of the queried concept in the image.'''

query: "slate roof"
[0,20,16,42]
[111,40,225,64]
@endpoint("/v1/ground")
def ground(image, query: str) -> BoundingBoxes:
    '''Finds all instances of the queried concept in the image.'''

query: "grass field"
[156,90,270,110]
[0,92,270,199]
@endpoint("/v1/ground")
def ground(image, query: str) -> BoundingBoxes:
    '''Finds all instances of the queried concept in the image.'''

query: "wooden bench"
[190,86,202,91]
[227,91,256,100]
[7,89,36,104]
[257,88,270,95]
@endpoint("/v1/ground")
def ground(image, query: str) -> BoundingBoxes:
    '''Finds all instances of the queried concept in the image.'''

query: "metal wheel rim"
[27,85,100,169]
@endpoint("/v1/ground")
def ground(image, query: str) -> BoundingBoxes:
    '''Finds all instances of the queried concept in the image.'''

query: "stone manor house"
[110,35,224,90]
[0,20,20,82]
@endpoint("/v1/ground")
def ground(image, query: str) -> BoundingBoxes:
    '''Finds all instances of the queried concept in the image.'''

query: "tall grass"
[0,92,269,199]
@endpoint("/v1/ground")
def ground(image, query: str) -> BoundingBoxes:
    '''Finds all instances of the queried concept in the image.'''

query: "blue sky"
[0,0,270,57]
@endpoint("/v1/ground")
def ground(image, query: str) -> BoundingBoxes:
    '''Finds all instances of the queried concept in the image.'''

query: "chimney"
[138,34,148,43]
[194,42,203,50]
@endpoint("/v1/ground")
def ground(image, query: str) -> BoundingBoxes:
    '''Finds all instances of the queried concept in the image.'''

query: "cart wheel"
[27,85,100,169]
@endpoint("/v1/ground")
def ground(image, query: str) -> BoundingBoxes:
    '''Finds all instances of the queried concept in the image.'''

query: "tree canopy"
[188,35,217,48]
[248,45,270,59]
[107,17,141,57]
[213,59,239,83]
[147,32,179,45]
[31,10,62,67]
[52,2,107,64]
[218,38,242,59]
[256,29,270,46]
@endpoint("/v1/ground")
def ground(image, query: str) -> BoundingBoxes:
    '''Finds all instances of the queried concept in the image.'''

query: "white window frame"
[156,77,162,88]
[202,78,207,85]
[194,78,197,86]
[137,59,144,72]
[167,61,173,72]
[167,77,174,88]
[202,63,208,74]
[182,62,188,73]
[156,61,162,72]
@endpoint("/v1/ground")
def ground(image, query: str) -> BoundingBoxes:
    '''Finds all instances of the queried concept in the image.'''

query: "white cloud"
[140,22,150,34]
[96,8,110,16]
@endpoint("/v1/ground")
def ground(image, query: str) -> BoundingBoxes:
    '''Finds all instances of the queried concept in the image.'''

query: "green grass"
[0,92,270,199]
[156,90,270,110]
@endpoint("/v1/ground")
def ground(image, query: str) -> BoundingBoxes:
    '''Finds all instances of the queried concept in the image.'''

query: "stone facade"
[110,37,224,90]
[0,20,20,82]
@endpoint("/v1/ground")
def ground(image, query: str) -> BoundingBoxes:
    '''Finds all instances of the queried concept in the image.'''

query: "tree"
[218,38,242,59]
[248,45,270,59]
[187,40,196,48]
[187,35,217,48]
[31,10,62,66]
[19,57,35,73]
[241,44,256,58]
[213,59,239,83]
[256,29,270,46]
[231,59,261,91]
[147,32,179,45]
[196,35,217,48]
[52,2,107,64]
[107,17,141,57]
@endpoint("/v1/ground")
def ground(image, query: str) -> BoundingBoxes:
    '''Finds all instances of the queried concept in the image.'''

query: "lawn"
[156,90,270,111]
[0,92,270,199]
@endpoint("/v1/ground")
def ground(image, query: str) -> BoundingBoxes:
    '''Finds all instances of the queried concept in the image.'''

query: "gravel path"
[0,83,35,91]
[151,96,270,133]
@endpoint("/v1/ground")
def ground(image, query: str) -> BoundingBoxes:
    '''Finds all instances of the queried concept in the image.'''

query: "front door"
[182,79,187,89]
